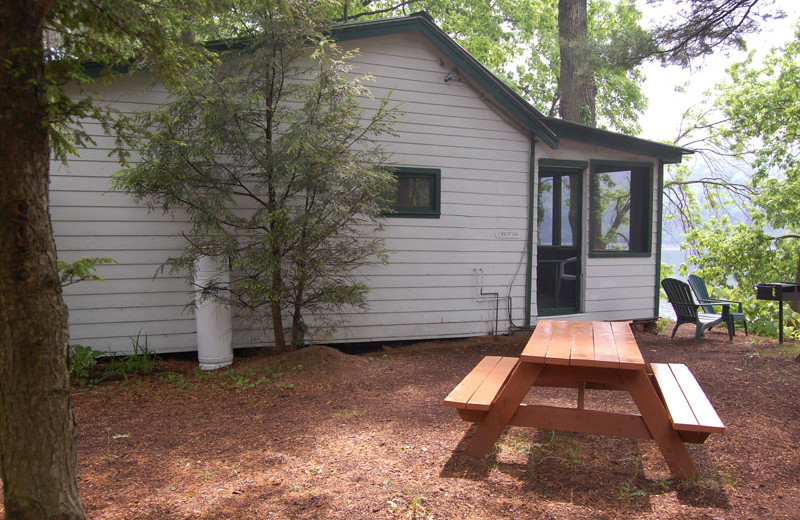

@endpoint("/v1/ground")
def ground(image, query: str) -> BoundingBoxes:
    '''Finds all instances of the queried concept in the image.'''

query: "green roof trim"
[542,117,693,163]
[332,13,560,149]
[82,61,132,78]
[655,159,665,319]
[525,140,535,327]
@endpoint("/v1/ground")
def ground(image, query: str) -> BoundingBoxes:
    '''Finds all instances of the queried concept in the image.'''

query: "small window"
[589,162,652,255]
[385,167,441,218]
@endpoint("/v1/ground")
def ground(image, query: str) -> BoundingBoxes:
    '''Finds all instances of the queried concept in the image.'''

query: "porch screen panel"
[538,177,554,246]
[590,163,652,255]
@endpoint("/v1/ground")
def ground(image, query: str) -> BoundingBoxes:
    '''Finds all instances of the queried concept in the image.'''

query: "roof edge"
[542,117,694,164]
[332,13,560,149]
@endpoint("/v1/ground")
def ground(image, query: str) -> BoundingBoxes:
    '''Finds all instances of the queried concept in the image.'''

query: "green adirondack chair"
[661,278,733,341]
[688,274,748,336]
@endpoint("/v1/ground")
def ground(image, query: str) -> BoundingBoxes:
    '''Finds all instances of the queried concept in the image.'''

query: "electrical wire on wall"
[506,242,530,331]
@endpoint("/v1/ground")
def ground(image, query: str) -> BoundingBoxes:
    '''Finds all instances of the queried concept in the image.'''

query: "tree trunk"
[290,307,302,350]
[558,0,596,126]
[270,299,286,350]
[0,1,85,519]
[290,281,305,350]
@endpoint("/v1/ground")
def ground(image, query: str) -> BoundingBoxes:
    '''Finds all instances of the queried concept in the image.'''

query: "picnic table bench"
[444,320,725,479]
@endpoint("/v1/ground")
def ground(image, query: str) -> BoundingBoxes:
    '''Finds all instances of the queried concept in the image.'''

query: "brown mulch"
[4,323,800,519]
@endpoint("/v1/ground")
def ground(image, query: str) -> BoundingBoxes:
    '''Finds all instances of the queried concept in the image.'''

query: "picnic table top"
[521,320,645,370]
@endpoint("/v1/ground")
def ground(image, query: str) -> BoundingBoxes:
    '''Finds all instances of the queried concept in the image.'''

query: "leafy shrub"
[125,330,155,375]
[68,345,103,386]
[58,257,118,287]
[68,332,157,386]
[708,285,800,341]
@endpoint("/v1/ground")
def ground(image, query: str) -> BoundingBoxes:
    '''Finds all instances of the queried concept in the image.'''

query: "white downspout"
[194,256,233,370]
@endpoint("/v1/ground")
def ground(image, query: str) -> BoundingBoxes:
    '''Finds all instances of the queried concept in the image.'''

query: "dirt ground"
[3,322,800,519]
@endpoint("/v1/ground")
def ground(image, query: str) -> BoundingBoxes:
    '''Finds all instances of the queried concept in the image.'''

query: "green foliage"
[114,3,398,350]
[681,218,797,290]
[654,317,670,334]
[57,257,118,287]
[714,30,800,235]
[68,346,104,386]
[667,26,800,340]
[387,486,430,519]
[68,333,156,386]
[159,363,299,392]
[647,0,774,66]
[123,331,156,375]
[682,215,800,341]
[721,285,800,342]
[617,481,648,501]
[42,0,230,163]
[586,0,650,134]
[682,272,800,342]
[499,430,581,474]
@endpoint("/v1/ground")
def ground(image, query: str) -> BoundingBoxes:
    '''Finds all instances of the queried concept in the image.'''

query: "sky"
[637,0,800,142]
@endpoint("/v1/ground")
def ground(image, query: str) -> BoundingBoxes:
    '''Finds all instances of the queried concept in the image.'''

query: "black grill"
[755,282,800,301]
[755,282,800,343]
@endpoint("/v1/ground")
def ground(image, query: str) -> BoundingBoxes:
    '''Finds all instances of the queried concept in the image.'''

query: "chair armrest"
[699,298,743,313]
[697,299,731,316]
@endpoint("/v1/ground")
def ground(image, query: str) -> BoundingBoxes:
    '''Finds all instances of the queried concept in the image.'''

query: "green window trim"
[588,160,653,257]
[538,158,588,170]
[384,167,441,219]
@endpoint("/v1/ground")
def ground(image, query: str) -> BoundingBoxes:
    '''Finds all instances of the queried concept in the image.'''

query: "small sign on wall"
[495,229,523,240]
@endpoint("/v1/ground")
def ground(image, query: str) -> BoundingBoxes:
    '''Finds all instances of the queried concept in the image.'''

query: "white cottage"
[52,13,691,354]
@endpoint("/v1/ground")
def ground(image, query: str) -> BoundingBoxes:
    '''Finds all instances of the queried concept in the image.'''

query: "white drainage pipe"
[194,256,233,370]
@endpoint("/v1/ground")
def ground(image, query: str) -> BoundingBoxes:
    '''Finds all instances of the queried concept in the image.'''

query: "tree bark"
[558,0,596,126]
[270,299,286,349]
[0,1,85,518]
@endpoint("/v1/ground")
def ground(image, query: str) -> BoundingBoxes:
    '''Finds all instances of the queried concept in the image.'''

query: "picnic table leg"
[464,362,543,458]
[577,382,586,409]
[621,370,698,479]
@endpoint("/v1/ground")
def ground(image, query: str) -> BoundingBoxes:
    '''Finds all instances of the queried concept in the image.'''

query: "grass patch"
[498,430,582,474]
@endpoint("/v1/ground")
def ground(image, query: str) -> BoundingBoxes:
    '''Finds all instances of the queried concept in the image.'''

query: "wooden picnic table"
[444,320,725,479]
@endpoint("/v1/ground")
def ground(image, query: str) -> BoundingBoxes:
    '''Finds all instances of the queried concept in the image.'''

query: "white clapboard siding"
[384,249,528,265]
[358,261,524,277]
[52,160,131,178]
[55,235,186,252]
[392,120,522,142]
[52,75,194,353]
[363,277,521,293]
[51,191,145,208]
[50,29,532,353]
[330,34,531,342]
[322,321,503,343]
[60,263,177,281]
[78,333,198,355]
[52,27,668,353]
[64,291,192,311]
[68,305,192,325]
[60,277,189,296]
[394,111,521,135]
[69,319,196,344]
[52,205,176,222]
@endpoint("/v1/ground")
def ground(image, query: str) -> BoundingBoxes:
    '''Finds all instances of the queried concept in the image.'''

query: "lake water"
[659,244,690,320]
[661,244,691,273]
